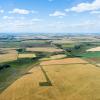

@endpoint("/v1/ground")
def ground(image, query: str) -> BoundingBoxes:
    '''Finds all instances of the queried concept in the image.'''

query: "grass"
[78,52,100,58]
[61,42,100,58]
[62,43,77,48]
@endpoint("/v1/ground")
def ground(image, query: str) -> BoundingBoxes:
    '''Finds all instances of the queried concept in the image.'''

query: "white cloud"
[0,10,4,13]
[3,16,14,20]
[49,11,66,17]
[65,0,100,12]
[32,18,42,22]
[9,8,33,14]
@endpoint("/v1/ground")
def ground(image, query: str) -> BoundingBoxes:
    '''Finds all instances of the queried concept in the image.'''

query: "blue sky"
[0,0,100,33]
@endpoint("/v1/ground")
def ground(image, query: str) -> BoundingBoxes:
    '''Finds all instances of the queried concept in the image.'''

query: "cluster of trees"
[0,64,10,71]
[55,43,84,57]
[65,44,84,57]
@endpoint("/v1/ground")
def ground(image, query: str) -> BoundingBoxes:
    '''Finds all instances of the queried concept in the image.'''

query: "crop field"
[0,58,100,100]
[18,54,36,58]
[0,51,37,63]
[40,58,88,65]
[52,40,76,44]
[26,47,63,53]
[62,43,77,48]
[78,52,100,58]
[86,46,100,51]
[22,40,47,44]
[0,34,100,100]
[40,54,66,61]
[0,40,52,48]
[0,50,18,63]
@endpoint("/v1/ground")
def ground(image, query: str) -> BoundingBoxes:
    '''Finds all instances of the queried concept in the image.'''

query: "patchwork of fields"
[0,48,36,63]
[0,36,100,100]
[0,58,100,100]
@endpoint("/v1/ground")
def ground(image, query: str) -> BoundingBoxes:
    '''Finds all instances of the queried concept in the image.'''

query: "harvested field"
[0,48,18,54]
[0,48,18,51]
[40,58,88,65]
[40,54,66,61]
[26,47,63,53]
[0,50,18,63]
[52,40,75,44]
[50,54,66,59]
[18,54,36,58]
[87,46,100,51]
[0,58,100,100]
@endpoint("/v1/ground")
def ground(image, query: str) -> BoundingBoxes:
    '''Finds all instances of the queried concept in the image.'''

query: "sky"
[0,0,100,33]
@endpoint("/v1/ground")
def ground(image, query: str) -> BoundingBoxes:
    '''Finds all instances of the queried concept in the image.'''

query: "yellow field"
[40,54,66,61]
[0,48,19,50]
[18,54,36,58]
[0,58,100,100]
[0,48,36,63]
[86,46,100,51]
[26,47,63,52]
[0,50,18,63]
[40,58,88,65]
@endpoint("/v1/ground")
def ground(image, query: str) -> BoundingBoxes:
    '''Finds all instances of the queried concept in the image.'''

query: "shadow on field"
[39,65,52,86]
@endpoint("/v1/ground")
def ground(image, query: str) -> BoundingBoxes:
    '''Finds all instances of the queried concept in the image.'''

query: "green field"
[78,52,100,58]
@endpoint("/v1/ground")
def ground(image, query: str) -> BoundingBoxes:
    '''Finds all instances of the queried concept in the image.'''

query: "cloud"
[9,8,34,14]
[32,18,42,22]
[3,16,14,20]
[65,0,100,12]
[0,10,4,13]
[49,11,66,17]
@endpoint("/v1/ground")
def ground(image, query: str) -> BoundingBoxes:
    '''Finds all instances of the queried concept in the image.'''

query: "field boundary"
[39,65,52,86]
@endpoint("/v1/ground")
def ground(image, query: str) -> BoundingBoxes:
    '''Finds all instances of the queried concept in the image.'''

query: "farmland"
[0,50,18,63]
[0,34,100,100]
[40,54,66,61]
[26,47,63,53]
[86,46,100,51]
[1,58,100,100]
[18,54,36,58]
